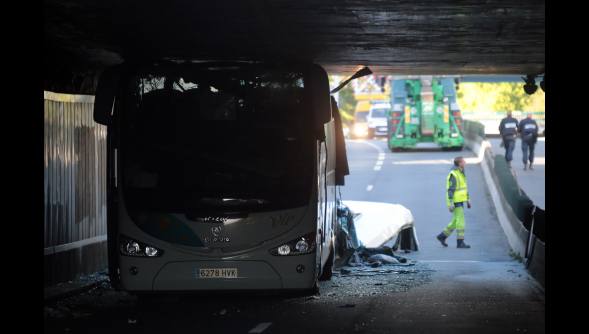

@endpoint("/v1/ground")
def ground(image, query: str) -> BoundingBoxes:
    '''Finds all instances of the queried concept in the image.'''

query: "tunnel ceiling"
[45,0,544,92]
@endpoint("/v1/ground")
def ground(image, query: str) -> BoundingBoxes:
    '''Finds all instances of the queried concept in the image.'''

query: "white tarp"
[342,201,414,248]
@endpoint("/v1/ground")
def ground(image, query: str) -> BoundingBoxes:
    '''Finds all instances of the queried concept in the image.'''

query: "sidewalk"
[488,138,545,209]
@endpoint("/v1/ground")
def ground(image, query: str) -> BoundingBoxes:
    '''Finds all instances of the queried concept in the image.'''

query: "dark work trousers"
[504,139,516,162]
[522,140,536,164]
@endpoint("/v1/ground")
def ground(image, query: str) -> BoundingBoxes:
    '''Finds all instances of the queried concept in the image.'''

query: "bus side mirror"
[331,97,349,186]
[94,66,122,126]
[306,65,332,138]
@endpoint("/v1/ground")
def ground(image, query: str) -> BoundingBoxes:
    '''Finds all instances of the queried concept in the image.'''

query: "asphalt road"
[488,138,545,209]
[44,139,545,334]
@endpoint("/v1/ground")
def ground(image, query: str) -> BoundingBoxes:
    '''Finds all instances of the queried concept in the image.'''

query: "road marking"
[350,139,384,154]
[374,165,382,171]
[378,153,386,159]
[249,322,272,333]
[366,185,374,192]
[375,160,384,166]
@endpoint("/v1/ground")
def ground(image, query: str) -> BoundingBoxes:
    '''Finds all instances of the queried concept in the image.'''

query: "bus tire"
[318,244,335,281]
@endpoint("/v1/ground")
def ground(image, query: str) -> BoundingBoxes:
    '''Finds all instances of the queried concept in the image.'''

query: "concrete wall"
[463,120,545,288]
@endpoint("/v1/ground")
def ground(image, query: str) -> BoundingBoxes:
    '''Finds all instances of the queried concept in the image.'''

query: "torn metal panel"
[342,200,417,249]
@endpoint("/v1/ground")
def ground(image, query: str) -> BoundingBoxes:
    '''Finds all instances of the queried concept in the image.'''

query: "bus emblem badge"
[211,226,222,237]
[204,226,230,244]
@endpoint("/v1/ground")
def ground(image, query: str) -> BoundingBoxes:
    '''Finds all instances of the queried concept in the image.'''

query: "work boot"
[529,163,534,170]
[436,233,448,247]
[457,239,471,249]
[523,162,527,170]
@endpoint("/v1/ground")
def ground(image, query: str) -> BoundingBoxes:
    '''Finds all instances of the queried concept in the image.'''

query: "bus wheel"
[318,244,335,281]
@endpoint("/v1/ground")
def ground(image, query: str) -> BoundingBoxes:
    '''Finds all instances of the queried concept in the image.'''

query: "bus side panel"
[315,140,325,276]
[320,119,337,270]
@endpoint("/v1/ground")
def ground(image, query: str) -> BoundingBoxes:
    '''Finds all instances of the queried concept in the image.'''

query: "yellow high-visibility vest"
[446,169,468,205]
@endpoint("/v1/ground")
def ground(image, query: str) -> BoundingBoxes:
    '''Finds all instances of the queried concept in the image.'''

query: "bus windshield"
[120,65,315,214]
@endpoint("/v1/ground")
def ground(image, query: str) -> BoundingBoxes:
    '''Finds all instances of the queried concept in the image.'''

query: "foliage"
[337,83,357,123]
[457,82,545,113]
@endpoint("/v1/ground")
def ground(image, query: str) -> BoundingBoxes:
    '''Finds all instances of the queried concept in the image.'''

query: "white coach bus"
[93,61,352,293]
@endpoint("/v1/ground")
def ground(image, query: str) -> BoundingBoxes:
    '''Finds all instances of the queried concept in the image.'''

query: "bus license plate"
[199,268,238,279]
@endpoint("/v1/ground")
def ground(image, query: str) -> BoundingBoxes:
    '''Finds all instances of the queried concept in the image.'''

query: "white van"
[368,102,390,137]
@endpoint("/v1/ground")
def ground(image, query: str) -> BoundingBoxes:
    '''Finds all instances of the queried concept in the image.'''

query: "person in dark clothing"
[519,112,539,170]
[498,111,519,166]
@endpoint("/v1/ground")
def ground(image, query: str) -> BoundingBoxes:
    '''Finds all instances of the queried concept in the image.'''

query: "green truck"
[387,77,464,151]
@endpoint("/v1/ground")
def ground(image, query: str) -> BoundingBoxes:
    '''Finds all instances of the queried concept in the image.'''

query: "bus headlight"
[120,236,163,257]
[126,242,141,255]
[451,133,459,138]
[278,245,291,255]
[270,232,316,256]
[145,246,160,257]
[295,239,309,253]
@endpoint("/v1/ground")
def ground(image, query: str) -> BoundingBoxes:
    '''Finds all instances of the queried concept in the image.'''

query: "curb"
[468,139,526,256]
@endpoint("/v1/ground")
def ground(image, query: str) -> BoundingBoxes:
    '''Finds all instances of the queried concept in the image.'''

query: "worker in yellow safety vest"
[436,156,472,248]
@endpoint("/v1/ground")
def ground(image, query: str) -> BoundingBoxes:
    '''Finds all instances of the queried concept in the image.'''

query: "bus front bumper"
[119,254,318,292]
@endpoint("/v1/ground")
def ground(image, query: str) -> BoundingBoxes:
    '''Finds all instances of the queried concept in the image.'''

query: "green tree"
[457,82,544,113]
[337,84,357,124]
[493,83,531,111]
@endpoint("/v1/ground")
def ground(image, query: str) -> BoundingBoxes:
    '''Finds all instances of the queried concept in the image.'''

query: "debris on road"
[335,200,418,274]
[368,254,400,264]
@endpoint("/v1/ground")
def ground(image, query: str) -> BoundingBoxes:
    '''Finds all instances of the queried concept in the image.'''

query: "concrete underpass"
[43,1,546,333]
